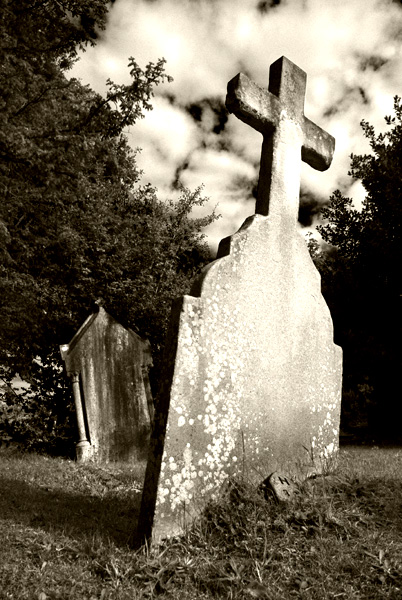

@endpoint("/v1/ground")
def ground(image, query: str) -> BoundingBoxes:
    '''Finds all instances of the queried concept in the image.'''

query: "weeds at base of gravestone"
[1,447,402,599]
[301,439,341,478]
[149,459,402,599]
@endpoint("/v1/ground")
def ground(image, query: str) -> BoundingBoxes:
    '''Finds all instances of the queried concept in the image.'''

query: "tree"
[312,98,402,439]
[0,0,218,453]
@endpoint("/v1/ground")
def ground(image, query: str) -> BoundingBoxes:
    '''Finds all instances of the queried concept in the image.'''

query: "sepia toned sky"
[71,0,402,250]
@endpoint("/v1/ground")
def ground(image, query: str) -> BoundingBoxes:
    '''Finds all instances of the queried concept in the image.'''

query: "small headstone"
[137,56,342,546]
[260,473,297,503]
[60,307,153,463]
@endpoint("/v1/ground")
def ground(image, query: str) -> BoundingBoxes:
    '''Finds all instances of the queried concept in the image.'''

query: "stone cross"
[226,56,335,225]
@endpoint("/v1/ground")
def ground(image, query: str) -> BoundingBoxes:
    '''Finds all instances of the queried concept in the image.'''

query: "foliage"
[0,356,76,456]
[0,446,402,598]
[0,0,218,453]
[310,98,402,438]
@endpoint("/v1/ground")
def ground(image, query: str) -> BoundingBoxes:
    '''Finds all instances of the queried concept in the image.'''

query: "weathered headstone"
[60,307,153,463]
[137,56,342,546]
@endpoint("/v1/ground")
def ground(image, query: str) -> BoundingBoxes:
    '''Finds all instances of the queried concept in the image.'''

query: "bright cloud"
[127,96,200,189]
[71,0,402,250]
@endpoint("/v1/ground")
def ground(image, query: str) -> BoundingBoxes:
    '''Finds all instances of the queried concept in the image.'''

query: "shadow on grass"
[0,474,142,548]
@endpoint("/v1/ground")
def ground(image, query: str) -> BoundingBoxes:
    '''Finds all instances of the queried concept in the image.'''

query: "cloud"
[71,0,402,250]
[298,188,325,228]
[172,148,257,248]
[126,96,200,190]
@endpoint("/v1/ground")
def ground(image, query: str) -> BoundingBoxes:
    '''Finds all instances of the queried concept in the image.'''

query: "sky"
[71,0,402,251]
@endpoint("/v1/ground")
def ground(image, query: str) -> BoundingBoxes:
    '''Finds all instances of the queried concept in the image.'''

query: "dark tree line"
[0,0,217,453]
[309,99,402,441]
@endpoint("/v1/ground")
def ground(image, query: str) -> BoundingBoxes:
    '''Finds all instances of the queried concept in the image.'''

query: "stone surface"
[136,56,342,546]
[261,473,297,503]
[225,57,335,221]
[60,307,153,463]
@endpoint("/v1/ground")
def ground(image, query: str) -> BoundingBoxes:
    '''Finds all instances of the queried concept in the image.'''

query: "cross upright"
[226,56,335,227]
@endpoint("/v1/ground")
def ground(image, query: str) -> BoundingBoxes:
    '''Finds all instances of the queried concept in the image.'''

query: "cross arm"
[226,73,280,135]
[302,118,335,171]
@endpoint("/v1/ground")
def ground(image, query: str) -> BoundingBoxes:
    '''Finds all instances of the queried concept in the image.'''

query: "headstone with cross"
[136,56,342,547]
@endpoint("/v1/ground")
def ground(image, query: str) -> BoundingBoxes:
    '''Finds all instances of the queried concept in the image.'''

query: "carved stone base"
[76,440,92,463]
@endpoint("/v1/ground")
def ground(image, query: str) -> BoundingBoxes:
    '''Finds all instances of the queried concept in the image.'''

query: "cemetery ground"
[0,447,401,600]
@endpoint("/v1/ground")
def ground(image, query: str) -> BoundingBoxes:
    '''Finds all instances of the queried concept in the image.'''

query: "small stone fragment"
[263,472,296,502]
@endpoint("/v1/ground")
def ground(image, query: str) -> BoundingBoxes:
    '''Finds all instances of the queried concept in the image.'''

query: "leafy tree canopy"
[310,98,402,439]
[319,98,402,293]
[0,0,218,453]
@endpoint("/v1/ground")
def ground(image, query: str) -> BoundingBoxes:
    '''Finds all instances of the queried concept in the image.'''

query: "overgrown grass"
[0,446,401,599]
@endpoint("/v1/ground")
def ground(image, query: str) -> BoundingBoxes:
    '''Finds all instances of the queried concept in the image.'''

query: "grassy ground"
[0,446,401,599]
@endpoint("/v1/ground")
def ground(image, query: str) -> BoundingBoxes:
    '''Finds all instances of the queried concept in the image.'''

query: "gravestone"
[60,307,153,463]
[137,56,342,546]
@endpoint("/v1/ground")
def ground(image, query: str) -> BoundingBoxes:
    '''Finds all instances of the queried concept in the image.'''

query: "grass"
[0,446,401,599]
